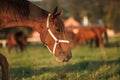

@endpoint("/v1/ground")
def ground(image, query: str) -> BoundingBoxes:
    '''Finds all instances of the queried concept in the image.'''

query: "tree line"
[0,0,120,39]
[40,0,120,32]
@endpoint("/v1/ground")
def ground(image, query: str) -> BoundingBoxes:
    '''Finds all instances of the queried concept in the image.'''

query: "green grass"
[0,37,120,80]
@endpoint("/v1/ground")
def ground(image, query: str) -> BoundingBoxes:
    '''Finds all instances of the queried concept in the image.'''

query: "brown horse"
[93,25,108,44]
[0,53,9,80]
[0,0,72,62]
[67,26,108,48]
[73,27,98,47]
[7,31,27,53]
[88,25,108,47]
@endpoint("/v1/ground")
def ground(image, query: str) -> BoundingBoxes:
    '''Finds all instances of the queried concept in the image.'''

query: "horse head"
[41,7,72,62]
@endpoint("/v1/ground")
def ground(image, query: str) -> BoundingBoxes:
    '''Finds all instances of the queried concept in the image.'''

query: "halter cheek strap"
[45,13,69,56]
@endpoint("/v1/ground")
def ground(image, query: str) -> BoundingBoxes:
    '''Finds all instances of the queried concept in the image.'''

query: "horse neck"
[0,1,49,37]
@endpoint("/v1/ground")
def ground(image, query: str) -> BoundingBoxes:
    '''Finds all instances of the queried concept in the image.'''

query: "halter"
[45,13,69,56]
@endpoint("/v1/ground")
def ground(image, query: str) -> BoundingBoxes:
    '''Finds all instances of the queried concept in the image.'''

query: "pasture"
[0,37,120,80]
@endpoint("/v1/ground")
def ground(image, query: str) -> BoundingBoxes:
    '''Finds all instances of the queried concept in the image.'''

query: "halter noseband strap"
[45,13,69,56]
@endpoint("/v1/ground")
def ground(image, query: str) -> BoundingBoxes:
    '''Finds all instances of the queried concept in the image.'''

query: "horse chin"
[55,53,72,63]
[56,57,70,63]
[56,58,64,63]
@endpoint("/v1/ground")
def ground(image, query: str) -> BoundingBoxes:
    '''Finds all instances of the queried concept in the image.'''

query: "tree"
[105,0,120,32]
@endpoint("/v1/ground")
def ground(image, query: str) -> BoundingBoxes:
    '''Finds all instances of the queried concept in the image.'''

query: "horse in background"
[0,53,9,80]
[72,27,98,47]
[7,31,27,53]
[93,25,108,44]
[88,25,108,47]
[66,25,108,48]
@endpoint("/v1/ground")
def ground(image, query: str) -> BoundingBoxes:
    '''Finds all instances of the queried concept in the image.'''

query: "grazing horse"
[88,25,108,47]
[93,25,108,44]
[73,27,98,47]
[0,53,9,80]
[67,26,108,48]
[0,0,72,62]
[7,31,27,53]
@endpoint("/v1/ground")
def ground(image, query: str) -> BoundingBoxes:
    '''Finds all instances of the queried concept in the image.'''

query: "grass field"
[0,37,120,80]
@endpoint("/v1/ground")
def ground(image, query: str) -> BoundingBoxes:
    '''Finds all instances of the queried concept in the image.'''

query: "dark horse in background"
[7,31,27,53]
[0,0,72,63]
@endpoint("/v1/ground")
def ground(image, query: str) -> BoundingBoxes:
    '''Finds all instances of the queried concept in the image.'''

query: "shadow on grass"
[9,67,54,80]
[9,58,120,80]
[104,41,120,48]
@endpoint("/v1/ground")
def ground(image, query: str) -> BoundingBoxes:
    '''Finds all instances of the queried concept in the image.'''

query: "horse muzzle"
[56,51,72,63]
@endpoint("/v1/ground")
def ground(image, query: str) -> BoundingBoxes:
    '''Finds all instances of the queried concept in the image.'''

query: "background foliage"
[0,0,120,39]
[35,0,120,32]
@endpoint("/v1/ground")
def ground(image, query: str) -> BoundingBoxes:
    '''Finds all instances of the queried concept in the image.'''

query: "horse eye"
[56,28,61,32]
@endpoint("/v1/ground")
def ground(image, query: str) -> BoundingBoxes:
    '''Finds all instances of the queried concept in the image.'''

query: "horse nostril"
[67,55,71,59]
[68,51,72,57]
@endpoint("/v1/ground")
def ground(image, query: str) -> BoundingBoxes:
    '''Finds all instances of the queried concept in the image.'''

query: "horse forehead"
[55,18,64,29]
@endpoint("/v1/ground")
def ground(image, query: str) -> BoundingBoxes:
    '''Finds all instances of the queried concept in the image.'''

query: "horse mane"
[0,0,30,18]
[0,0,48,20]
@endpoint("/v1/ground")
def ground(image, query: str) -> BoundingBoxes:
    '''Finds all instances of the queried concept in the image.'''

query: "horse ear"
[52,10,63,19]
[52,6,58,15]
[56,10,63,17]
